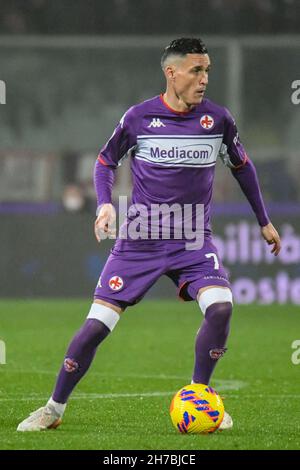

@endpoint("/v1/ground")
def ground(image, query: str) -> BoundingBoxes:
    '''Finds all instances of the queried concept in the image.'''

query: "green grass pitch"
[0,299,299,450]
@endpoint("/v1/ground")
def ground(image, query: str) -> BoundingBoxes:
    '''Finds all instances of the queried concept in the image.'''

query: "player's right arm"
[94,108,137,242]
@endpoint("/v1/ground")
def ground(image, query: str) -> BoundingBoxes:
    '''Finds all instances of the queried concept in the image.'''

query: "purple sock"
[52,319,110,404]
[192,302,232,385]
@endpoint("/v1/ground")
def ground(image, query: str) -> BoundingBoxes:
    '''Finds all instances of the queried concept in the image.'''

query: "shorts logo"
[209,347,227,360]
[109,276,124,291]
[97,275,102,288]
[200,115,214,129]
[64,357,79,373]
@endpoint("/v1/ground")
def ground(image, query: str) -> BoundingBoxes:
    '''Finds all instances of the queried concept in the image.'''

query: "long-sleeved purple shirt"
[94,94,269,238]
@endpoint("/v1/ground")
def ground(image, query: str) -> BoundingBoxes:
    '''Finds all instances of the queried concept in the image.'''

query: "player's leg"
[17,299,123,432]
[167,240,233,429]
[192,285,233,385]
[193,285,233,431]
[166,239,232,384]
[17,239,166,431]
[49,299,122,406]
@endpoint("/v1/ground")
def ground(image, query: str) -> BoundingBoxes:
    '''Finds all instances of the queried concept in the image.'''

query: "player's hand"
[261,222,281,256]
[94,203,116,242]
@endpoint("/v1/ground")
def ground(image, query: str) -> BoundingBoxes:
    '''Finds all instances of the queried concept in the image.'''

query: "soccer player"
[17,38,281,432]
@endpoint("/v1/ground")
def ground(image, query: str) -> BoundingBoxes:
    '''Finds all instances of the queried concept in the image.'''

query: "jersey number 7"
[205,253,220,270]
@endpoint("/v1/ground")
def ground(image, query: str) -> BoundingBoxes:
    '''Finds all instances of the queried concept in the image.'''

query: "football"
[170,383,224,434]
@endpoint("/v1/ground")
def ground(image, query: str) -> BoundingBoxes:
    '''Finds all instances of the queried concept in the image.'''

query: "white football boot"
[218,410,233,430]
[17,405,62,432]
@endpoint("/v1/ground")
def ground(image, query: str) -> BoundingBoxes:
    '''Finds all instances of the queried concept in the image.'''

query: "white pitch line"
[1,392,300,402]
[0,391,175,401]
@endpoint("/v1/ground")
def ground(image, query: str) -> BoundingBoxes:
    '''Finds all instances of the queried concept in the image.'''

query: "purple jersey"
[98,94,247,238]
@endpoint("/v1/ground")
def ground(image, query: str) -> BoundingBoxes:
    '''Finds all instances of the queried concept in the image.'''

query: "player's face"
[171,54,210,106]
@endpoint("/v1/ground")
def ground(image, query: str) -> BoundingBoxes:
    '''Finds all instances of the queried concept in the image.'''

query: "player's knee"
[205,302,232,330]
[198,287,233,317]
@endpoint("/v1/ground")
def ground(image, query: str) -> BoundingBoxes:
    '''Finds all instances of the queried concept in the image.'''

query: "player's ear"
[164,65,176,80]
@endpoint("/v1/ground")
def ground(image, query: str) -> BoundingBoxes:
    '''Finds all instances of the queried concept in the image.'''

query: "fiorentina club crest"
[200,114,214,129]
[109,276,124,291]
[209,347,227,360]
[64,357,79,373]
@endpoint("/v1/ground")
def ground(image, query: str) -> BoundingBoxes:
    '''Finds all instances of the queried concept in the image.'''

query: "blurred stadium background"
[1,0,300,303]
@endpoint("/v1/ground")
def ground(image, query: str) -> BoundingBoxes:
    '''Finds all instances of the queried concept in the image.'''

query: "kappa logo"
[109,276,124,291]
[200,114,214,129]
[148,118,166,128]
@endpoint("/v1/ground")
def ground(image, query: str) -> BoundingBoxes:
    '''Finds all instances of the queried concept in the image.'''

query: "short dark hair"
[161,37,208,69]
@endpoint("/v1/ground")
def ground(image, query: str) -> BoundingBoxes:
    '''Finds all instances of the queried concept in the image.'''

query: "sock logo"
[64,357,79,373]
[209,347,227,360]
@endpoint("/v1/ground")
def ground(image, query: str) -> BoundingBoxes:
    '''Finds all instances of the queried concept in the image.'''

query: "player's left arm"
[220,109,281,256]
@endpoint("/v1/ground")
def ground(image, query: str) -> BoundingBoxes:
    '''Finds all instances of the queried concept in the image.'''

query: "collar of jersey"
[159,93,197,115]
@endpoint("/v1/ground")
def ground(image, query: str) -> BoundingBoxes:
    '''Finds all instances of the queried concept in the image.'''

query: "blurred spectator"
[62,183,93,213]
[61,151,95,213]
